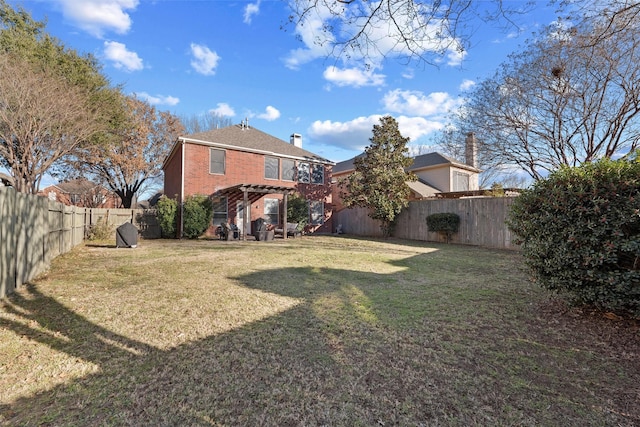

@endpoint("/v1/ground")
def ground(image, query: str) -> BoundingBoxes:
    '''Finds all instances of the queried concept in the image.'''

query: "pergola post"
[242,188,249,241]
[282,192,288,240]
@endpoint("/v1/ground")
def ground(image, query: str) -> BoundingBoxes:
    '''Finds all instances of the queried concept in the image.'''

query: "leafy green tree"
[507,156,640,316]
[339,116,416,237]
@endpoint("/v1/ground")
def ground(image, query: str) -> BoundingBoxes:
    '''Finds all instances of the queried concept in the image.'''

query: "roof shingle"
[181,124,332,164]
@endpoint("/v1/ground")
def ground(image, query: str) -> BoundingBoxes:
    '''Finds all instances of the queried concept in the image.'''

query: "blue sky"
[10,0,559,166]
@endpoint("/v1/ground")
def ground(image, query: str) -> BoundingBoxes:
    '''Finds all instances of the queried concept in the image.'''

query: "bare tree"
[68,95,184,208]
[180,112,233,135]
[285,0,533,66]
[0,53,100,194]
[458,6,640,180]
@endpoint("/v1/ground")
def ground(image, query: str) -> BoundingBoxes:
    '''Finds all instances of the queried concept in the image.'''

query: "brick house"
[39,178,120,208]
[162,122,334,238]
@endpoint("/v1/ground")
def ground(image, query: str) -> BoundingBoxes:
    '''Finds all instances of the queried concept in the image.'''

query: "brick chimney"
[465,132,477,168]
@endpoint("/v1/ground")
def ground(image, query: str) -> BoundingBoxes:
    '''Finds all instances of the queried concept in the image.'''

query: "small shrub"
[86,219,114,241]
[427,213,460,243]
[182,194,213,239]
[156,195,178,238]
[507,157,640,317]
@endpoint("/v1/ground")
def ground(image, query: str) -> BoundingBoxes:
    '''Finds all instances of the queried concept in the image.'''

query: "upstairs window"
[210,148,225,175]
[297,162,310,183]
[282,159,296,181]
[265,156,279,180]
[453,171,469,191]
[311,164,324,184]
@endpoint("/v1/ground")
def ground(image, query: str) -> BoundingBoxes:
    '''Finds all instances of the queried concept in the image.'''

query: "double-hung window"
[210,148,225,175]
[282,159,296,181]
[265,156,279,180]
[297,162,310,183]
[311,164,324,184]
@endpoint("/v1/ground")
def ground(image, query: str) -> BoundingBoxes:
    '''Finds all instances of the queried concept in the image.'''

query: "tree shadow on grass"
[1,255,639,426]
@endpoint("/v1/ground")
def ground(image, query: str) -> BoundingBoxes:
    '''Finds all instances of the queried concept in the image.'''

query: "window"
[453,171,470,191]
[309,201,324,225]
[297,162,310,183]
[212,196,228,226]
[264,198,279,225]
[311,164,324,184]
[282,159,295,181]
[210,148,225,174]
[264,156,279,180]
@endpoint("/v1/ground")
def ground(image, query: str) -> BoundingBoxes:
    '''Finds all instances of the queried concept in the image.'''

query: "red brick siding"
[165,142,334,233]
[163,144,183,200]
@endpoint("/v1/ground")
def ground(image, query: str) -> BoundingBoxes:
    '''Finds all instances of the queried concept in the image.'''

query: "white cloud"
[459,79,476,91]
[257,106,281,121]
[190,43,220,76]
[445,47,467,66]
[395,116,444,141]
[283,9,334,70]
[57,0,138,38]
[103,41,143,72]
[210,103,235,117]
[308,116,382,152]
[244,0,261,24]
[382,89,461,116]
[309,114,445,152]
[136,92,179,106]
[323,66,385,88]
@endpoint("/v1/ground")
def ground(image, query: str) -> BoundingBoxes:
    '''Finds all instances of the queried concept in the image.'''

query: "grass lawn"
[1,236,638,426]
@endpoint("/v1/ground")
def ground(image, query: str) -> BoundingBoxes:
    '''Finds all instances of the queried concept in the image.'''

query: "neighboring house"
[162,122,335,237]
[39,179,120,208]
[332,133,481,210]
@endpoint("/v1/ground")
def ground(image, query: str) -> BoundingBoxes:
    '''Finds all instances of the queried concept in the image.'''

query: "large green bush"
[507,157,640,316]
[156,195,178,238]
[182,194,213,239]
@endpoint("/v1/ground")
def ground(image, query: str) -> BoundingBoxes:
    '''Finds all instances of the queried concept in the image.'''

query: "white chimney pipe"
[290,133,302,148]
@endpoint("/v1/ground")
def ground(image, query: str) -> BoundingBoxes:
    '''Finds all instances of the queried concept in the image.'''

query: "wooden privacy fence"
[333,197,519,250]
[0,187,160,298]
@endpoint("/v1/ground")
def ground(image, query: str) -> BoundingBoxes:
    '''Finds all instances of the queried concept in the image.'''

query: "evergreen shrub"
[156,195,178,238]
[507,157,640,316]
[182,194,213,239]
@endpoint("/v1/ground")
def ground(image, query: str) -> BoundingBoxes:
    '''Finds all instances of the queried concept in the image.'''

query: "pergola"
[213,183,296,240]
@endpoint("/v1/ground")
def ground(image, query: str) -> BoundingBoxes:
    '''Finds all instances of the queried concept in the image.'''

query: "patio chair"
[219,222,239,240]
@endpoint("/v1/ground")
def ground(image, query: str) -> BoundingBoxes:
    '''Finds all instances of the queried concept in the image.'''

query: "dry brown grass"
[1,236,638,426]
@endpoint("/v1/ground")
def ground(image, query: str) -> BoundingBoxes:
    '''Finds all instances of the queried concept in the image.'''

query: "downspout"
[180,139,185,239]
